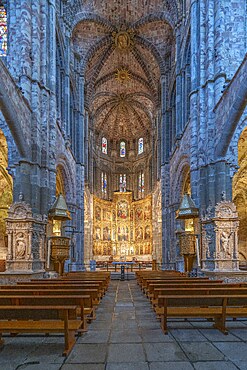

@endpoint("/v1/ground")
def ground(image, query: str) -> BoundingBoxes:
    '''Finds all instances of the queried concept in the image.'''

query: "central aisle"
[63,280,191,369]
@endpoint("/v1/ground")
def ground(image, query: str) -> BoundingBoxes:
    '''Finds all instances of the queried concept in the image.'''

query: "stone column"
[160,70,173,266]
[84,111,89,183]
[175,23,182,138]
[73,74,85,270]
[64,32,71,136]
[190,0,200,206]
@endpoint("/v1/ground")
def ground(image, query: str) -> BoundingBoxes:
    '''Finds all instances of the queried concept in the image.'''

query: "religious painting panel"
[145,225,151,239]
[117,200,128,219]
[135,207,143,221]
[95,226,101,240]
[95,206,101,221]
[136,226,143,240]
[103,226,111,241]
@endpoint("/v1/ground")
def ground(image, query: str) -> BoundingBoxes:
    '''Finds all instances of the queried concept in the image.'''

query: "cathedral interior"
[1,1,247,368]
[0,0,246,276]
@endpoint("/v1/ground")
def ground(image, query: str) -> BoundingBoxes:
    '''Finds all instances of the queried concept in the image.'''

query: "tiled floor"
[1,280,247,369]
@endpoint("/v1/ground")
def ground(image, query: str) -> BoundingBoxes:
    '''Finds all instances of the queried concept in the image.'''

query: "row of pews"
[0,271,110,356]
[136,270,247,334]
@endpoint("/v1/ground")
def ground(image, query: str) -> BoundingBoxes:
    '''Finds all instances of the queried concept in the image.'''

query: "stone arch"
[71,12,115,35]
[132,12,176,30]
[56,155,76,205]
[134,35,166,75]
[232,125,247,262]
[0,128,13,263]
[0,60,31,160]
[215,55,247,158]
[171,156,190,205]
[226,115,247,171]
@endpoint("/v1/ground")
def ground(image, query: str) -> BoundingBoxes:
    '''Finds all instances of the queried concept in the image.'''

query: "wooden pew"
[19,281,105,299]
[152,285,247,307]
[139,275,208,289]
[141,278,212,294]
[149,281,225,301]
[0,288,96,320]
[7,284,100,305]
[64,272,110,288]
[135,271,185,286]
[0,305,81,356]
[156,294,247,335]
[0,294,90,330]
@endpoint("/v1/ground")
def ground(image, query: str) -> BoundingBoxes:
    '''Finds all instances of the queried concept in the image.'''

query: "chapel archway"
[233,127,247,261]
[0,129,13,263]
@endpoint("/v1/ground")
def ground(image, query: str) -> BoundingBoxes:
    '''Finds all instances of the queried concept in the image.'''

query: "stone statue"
[16,234,26,259]
[220,231,231,257]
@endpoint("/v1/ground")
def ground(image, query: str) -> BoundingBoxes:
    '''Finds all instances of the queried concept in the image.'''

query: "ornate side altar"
[5,201,46,272]
[201,201,239,272]
[201,201,247,282]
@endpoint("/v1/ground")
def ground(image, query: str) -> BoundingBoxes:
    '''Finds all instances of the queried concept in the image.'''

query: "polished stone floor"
[1,280,247,369]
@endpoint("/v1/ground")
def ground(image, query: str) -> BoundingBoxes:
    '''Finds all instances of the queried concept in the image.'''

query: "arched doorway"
[0,129,13,264]
[233,127,247,262]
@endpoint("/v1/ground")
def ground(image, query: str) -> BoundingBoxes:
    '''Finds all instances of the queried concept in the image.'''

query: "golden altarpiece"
[93,192,152,261]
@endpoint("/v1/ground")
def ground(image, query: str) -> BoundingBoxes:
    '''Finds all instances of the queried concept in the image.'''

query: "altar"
[93,192,153,261]
[111,261,136,272]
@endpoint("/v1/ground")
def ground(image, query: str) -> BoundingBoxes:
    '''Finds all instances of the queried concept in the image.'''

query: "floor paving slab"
[14,364,62,370]
[230,328,247,341]
[214,342,247,362]
[149,361,194,370]
[61,364,105,370]
[199,329,240,342]
[193,361,239,370]
[66,344,107,363]
[170,328,209,342]
[106,363,149,370]
[109,329,142,343]
[107,343,146,362]
[180,342,225,361]
[140,328,174,342]
[77,330,110,343]
[144,342,187,362]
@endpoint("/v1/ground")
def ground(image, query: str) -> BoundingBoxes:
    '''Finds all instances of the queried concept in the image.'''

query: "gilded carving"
[115,68,131,83]
[93,192,152,259]
[112,30,134,51]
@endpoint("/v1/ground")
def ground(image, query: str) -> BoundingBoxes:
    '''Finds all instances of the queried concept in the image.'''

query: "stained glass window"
[120,174,127,192]
[0,6,7,57]
[138,172,144,198]
[120,141,126,157]
[101,172,107,196]
[102,137,107,154]
[138,138,144,154]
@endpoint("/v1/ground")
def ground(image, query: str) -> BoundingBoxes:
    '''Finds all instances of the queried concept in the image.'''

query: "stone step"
[110,272,136,280]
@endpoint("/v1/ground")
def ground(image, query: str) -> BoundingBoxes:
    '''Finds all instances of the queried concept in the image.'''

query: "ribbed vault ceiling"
[71,0,177,140]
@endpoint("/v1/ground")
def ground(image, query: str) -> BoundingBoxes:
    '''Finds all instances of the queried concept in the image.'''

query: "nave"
[1,279,247,370]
